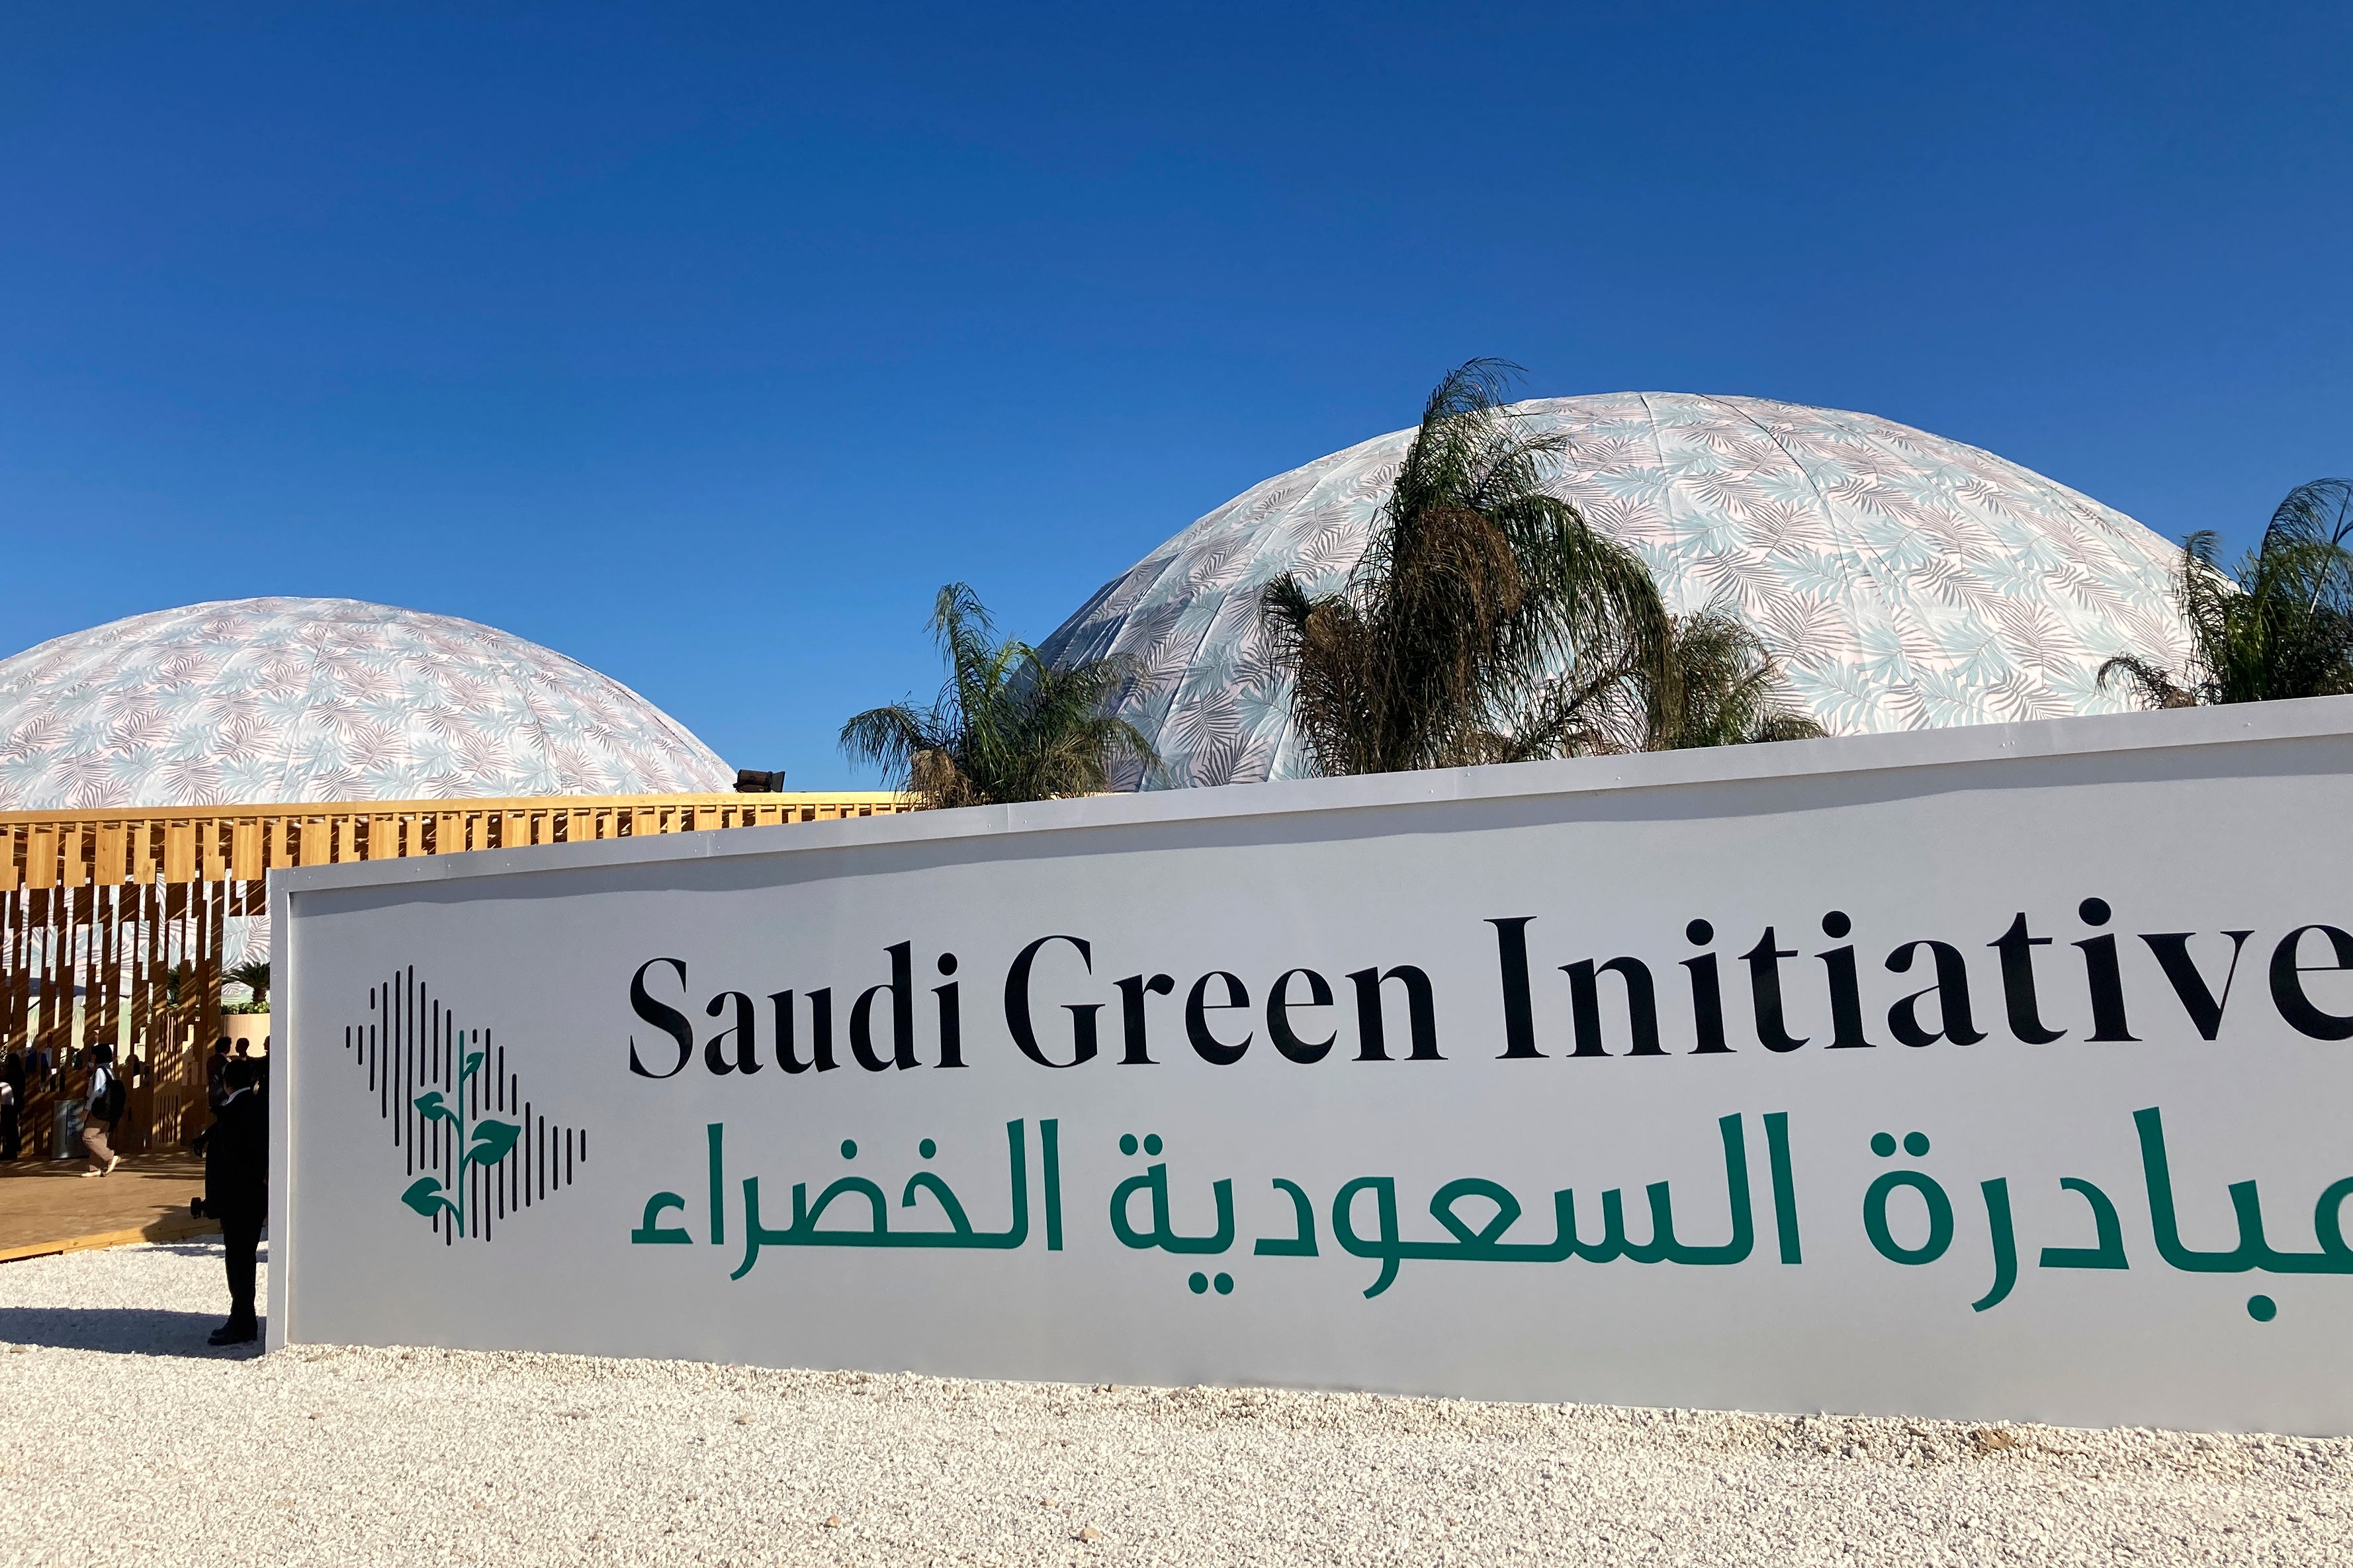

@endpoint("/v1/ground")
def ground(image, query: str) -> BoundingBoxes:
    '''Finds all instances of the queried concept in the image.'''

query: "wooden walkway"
[0,1153,217,1262]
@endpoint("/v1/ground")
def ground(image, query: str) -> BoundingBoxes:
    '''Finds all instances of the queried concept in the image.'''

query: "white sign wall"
[273,701,2353,1434]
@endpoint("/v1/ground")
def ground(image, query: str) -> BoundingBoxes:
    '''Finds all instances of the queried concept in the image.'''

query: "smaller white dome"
[0,597,733,810]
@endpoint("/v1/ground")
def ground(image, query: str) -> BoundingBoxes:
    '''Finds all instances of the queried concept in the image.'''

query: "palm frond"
[1647,607,1824,748]
[2264,478,2353,558]
[2098,482,2353,710]
[225,959,271,1005]
[2095,653,2193,709]
[842,583,1158,807]
[1261,360,1672,776]
[1751,713,1831,744]
[838,703,942,785]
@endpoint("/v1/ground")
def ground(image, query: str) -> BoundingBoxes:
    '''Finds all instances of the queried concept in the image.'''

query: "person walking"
[0,1047,24,1161]
[204,1056,268,1345]
[79,1045,123,1176]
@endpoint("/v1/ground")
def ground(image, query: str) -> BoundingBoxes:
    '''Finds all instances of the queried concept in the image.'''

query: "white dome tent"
[0,597,734,984]
[1042,392,2195,789]
[0,596,732,812]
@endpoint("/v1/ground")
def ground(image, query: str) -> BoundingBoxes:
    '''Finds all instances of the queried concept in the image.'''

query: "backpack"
[96,1068,127,1124]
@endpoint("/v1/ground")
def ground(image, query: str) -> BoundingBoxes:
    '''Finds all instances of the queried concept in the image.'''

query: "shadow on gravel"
[0,1307,267,1359]
[146,1239,271,1262]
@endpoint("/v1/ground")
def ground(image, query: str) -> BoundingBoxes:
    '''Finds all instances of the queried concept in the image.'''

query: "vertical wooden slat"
[144,880,170,1143]
[128,880,152,1132]
[35,889,62,1078]
[101,822,130,885]
[0,892,17,1061]
[73,888,92,1120]
[231,820,261,879]
[204,877,226,1026]
[163,822,195,884]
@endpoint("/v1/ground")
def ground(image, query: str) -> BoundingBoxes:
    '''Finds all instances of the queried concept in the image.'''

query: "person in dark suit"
[204,1056,268,1346]
[0,1047,24,1161]
[205,1037,231,1110]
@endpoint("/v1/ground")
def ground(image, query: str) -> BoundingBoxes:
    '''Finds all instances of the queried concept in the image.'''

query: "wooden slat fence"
[0,791,909,1159]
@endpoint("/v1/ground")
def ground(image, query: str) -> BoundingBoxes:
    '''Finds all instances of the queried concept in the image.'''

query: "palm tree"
[226,959,270,1009]
[2100,479,2353,709]
[1260,360,1671,773]
[842,584,1158,808]
[1648,607,1827,748]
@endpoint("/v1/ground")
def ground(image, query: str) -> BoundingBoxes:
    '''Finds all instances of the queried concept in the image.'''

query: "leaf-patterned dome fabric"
[0,597,732,810]
[1041,392,2195,790]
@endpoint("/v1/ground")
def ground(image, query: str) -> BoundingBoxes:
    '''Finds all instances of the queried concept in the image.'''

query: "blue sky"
[3,3,2347,785]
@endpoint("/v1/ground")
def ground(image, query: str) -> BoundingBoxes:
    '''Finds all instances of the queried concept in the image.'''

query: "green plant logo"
[398,1031,523,1233]
[344,967,588,1245]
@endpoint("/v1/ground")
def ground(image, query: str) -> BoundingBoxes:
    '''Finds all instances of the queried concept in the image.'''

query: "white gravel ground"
[2,1244,2348,1566]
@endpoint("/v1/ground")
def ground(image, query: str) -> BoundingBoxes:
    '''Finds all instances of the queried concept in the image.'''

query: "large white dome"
[0,596,733,810]
[1043,392,2196,788]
